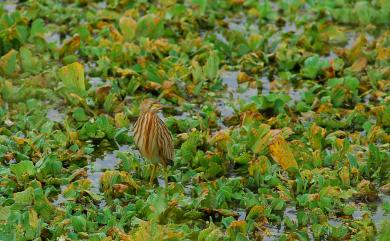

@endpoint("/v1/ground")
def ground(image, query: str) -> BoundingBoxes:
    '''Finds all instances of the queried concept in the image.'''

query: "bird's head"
[140,99,170,113]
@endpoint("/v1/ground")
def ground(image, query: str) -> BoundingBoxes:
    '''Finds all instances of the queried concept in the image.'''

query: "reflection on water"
[47,109,65,122]
[3,1,17,13]
[237,210,246,220]
[184,184,194,196]
[52,185,67,206]
[325,50,338,61]
[288,89,302,103]
[372,193,390,230]
[220,71,258,102]
[345,32,374,49]
[359,193,390,230]
[221,71,239,89]
[158,177,166,187]
[44,33,61,47]
[216,32,228,44]
[226,17,246,32]
[84,62,97,74]
[96,1,107,9]
[262,206,297,240]
[260,76,271,95]
[89,77,104,87]
[216,98,235,118]
[282,21,303,35]
[87,145,131,192]
[284,206,297,222]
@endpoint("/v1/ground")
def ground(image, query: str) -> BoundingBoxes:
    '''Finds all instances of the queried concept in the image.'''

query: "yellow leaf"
[228,220,247,233]
[339,166,350,186]
[109,25,124,42]
[58,62,85,92]
[377,47,390,61]
[325,186,342,198]
[210,130,231,145]
[269,135,298,171]
[13,136,26,145]
[347,34,367,62]
[113,67,138,77]
[119,16,137,41]
[237,71,252,83]
[247,205,265,220]
[29,208,39,228]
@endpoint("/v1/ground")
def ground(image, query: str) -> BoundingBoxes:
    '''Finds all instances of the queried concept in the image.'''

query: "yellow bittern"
[133,99,174,186]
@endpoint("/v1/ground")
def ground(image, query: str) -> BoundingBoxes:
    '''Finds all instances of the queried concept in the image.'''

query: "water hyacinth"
[0,0,389,240]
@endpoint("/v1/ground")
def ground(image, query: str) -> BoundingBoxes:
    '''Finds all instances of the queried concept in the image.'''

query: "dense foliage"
[0,0,389,240]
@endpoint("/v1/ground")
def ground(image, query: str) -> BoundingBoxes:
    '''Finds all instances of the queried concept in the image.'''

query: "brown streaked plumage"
[133,99,174,184]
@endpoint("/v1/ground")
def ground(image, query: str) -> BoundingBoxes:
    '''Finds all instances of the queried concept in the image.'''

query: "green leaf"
[344,76,359,90]
[10,161,36,180]
[136,14,164,39]
[301,55,329,79]
[271,198,285,211]
[144,62,164,84]
[327,77,343,87]
[204,51,220,81]
[342,204,356,216]
[378,221,390,241]
[383,105,390,127]
[192,0,207,16]
[71,215,87,232]
[36,155,62,177]
[16,25,29,43]
[383,201,390,213]
[30,18,45,38]
[72,107,89,122]
[0,49,18,76]
[216,186,232,206]
[14,187,34,206]
[0,206,11,221]
[297,211,308,226]
[19,46,40,74]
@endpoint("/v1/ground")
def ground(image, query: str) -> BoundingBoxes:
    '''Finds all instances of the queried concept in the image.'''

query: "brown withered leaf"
[109,25,124,42]
[350,57,367,72]
[237,71,254,84]
[60,35,80,57]
[96,85,112,103]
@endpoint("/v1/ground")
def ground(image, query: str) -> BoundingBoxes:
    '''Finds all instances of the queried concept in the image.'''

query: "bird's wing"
[156,117,174,162]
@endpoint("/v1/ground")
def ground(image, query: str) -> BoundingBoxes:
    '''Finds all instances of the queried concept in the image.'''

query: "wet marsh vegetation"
[0,0,390,240]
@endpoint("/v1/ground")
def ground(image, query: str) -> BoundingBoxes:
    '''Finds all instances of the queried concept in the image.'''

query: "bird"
[133,98,174,186]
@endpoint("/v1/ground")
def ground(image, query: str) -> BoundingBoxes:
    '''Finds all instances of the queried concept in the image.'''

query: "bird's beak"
[152,103,174,111]
[161,104,175,109]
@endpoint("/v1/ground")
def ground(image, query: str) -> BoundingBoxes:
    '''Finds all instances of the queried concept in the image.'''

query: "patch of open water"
[47,109,65,122]
[2,1,17,13]
[87,145,131,193]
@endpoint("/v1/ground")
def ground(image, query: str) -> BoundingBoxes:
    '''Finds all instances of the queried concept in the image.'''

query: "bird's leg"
[163,165,169,197]
[164,166,169,189]
[149,164,156,186]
